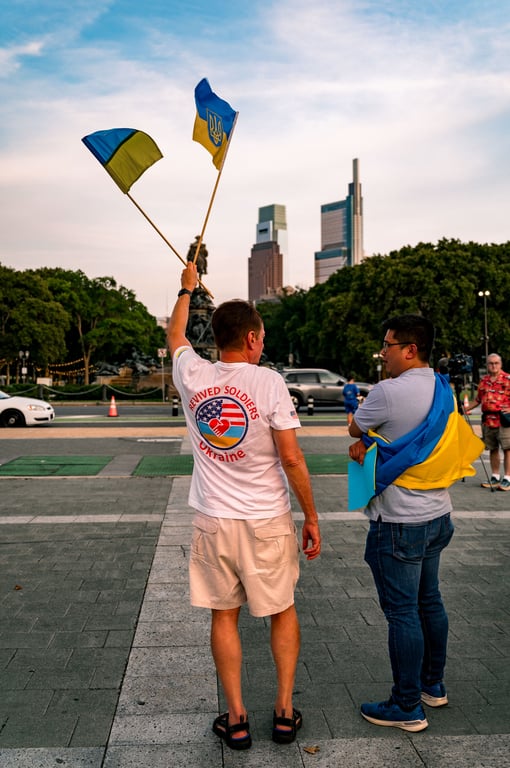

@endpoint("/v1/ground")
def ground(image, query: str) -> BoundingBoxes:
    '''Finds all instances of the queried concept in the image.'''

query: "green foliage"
[258,240,510,380]
[0,264,165,384]
[0,264,69,366]
[2,240,509,385]
[32,267,165,383]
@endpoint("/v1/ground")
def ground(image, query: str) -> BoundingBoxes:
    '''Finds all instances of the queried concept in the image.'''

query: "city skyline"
[1,1,509,317]
[248,204,286,302]
[315,158,364,284]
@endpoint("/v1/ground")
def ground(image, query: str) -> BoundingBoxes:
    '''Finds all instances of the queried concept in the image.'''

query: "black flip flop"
[272,707,303,744]
[212,712,252,750]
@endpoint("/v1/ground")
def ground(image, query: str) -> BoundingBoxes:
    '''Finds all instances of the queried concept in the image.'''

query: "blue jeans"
[364,513,454,709]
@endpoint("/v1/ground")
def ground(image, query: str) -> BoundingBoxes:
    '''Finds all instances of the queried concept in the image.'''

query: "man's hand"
[181,261,198,292]
[302,521,321,560]
[349,439,367,465]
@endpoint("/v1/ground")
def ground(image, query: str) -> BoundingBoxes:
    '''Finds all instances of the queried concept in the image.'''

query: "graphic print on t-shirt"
[196,397,248,449]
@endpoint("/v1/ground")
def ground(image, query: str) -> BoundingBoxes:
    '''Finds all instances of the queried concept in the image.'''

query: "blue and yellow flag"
[362,374,484,497]
[193,78,237,170]
[82,128,163,194]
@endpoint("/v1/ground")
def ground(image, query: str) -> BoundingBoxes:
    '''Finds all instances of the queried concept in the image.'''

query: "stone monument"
[186,237,217,360]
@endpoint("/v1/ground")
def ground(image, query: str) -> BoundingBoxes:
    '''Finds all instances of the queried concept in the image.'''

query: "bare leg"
[210,607,249,736]
[504,449,510,477]
[490,447,501,477]
[270,604,300,719]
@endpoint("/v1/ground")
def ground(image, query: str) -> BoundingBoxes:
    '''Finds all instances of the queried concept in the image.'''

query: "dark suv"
[280,368,373,411]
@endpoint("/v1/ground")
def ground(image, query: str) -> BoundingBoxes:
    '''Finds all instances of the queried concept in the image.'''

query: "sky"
[1,0,510,318]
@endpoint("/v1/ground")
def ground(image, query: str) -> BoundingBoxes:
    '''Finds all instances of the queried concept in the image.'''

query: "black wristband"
[177,288,193,297]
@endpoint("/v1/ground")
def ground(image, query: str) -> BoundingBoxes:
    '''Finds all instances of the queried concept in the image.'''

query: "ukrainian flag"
[363,374,484,496]
[82,128,163,193]
[193,78,237,170]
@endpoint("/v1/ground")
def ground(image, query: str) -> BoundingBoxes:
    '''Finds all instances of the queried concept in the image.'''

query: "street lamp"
[372,352,383,382]
[18,350,30,383]
[157,347,168,402]
[478,290,490,364]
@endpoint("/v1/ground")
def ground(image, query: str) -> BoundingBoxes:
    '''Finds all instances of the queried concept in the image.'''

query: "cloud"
[0,41,44,76]
[1,0,510,317]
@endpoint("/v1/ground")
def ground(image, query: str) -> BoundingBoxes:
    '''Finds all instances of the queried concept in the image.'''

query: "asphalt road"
[48,403,349,429]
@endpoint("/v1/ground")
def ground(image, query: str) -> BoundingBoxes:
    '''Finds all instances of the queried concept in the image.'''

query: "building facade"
[314,158,364,284]
[248,204,286,302]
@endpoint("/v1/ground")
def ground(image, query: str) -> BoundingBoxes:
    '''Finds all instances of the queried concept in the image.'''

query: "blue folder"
[347,443,377,511]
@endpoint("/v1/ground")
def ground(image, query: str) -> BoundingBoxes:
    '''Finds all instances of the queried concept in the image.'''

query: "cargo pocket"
[191,513,219,562]
[252,515,298,567]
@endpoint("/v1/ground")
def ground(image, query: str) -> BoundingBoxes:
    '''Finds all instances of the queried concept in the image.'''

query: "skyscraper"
[314,159,364,284]
[248,204,286,302]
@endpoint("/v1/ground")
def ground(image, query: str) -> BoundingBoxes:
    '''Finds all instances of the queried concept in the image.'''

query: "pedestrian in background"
[464,353,510,491]
[343,375,360,426]
[167,262,321,750]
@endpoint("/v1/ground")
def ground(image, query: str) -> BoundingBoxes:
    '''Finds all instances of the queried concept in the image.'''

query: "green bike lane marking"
[0,454,349,477]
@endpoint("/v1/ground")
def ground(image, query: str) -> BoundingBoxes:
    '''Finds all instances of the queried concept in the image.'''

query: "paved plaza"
[0,426,509,767]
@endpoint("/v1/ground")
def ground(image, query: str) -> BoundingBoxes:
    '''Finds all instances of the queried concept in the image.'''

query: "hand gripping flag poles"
[191,78,238,266]
[81,127,212,295]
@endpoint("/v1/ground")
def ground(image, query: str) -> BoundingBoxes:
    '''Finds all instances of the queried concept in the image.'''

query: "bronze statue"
[186,236,208,278]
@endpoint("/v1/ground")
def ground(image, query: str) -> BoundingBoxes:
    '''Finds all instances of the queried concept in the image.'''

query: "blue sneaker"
[421,682,448,707]
[360,698,428,732]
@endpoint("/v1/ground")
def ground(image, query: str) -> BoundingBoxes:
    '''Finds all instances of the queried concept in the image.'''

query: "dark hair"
[382,314,435,361]
[211,300,263,350]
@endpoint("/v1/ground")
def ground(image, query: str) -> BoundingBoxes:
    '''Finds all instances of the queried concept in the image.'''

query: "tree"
[35,268,165,384]
[0,264,69,382]
[257,289,309,366]
[256,240,510,381]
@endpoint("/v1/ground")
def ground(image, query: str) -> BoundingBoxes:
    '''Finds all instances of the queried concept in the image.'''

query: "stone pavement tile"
[0,476,173,517]
[0,747,104,768]
[97,455,142,476]
[133,620,210,647]
[223,741,302,768]
[103,744,221,768]
[0,711,79,748]
[116,672,218,716]
[108,711,216,745]
[413,734,510,768]
[71,713,116,748]
[43,690,119,747]
[294,735,510,768]
[0,516,164,748]
[297,737,423,767]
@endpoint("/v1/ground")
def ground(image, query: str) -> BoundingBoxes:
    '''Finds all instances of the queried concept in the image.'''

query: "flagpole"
[193,111,239,265]
[126,193,213,297]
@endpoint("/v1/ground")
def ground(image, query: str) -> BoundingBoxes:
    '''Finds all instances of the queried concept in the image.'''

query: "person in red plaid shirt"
[464,353,510,490]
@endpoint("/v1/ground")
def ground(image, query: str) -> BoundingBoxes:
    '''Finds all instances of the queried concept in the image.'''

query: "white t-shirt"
[172,346,301,519]
[353,368,452,523]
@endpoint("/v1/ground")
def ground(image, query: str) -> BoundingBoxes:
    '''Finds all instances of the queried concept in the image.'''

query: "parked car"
[280,368,373,411]
[0,390,55,427]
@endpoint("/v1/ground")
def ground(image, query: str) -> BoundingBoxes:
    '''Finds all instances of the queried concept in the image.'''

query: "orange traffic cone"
[108,396,118,417]
[463,394,469,412]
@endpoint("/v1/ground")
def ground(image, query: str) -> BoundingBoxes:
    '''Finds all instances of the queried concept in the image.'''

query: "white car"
[0,390,55,427]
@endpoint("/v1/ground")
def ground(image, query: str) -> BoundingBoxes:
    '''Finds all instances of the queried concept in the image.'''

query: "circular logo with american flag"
[196,397,248,450]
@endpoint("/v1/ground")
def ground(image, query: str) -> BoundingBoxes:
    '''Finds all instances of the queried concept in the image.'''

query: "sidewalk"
[0,429,509,767]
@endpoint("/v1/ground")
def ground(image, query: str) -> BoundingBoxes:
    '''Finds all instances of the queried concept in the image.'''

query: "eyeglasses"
[381,340,413,350]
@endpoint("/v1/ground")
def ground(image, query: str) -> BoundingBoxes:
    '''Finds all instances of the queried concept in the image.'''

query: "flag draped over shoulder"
[362,374,485,497]
[193,78,237,170]
[82,128,163,193]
